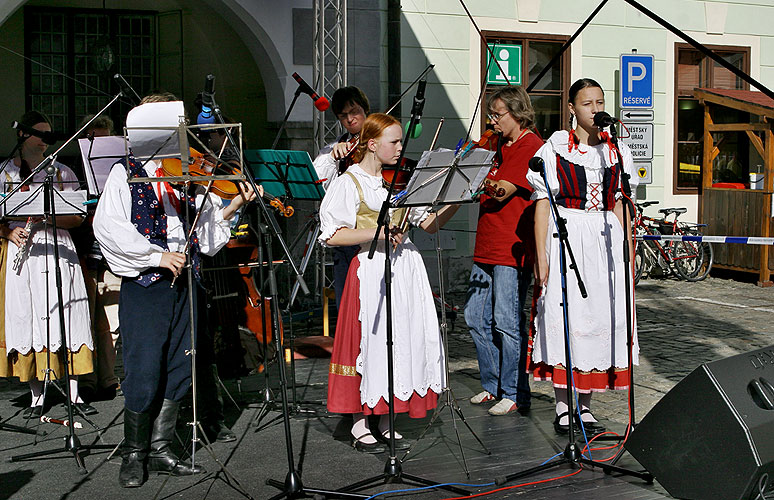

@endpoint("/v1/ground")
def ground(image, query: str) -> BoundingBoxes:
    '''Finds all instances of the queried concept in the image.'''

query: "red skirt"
[526,283,631,393]
[327,256,438,418]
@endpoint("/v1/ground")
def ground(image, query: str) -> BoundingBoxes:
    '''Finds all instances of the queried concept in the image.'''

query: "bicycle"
[633,202,713,285]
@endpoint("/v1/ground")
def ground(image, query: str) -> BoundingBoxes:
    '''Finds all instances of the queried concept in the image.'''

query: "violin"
[381,157,417,194]
[161,148,294,217]
[458,129,500,156]
[161,148,242,199]
[263,193,294,217]
[338,134,360,173]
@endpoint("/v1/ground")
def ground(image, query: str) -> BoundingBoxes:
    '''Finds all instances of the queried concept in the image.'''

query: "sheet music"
[78,136,126,196]
[3,185,87,217]
[125,101,185,160]
[401,148,495,206]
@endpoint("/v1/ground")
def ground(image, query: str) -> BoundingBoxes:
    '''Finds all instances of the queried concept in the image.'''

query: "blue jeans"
[465,262,531,407]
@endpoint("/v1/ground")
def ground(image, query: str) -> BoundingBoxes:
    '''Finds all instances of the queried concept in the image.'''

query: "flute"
[12,217,34,273]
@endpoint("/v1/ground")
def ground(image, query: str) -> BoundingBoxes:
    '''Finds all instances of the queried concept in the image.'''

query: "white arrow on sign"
[620,110,654,122]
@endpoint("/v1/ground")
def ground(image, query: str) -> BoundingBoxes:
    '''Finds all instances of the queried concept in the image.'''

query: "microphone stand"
[338,80,468,497]
[496,157,651,486]
[589,121,640,464]
[2,98,122,471]
[271,85,305,151]
[204,90,335,500]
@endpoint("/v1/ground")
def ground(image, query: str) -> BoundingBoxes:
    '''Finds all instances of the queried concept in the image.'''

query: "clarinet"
[12,217,34,272]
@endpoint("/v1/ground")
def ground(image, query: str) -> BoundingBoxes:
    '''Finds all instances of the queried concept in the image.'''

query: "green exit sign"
[486,43,522,85]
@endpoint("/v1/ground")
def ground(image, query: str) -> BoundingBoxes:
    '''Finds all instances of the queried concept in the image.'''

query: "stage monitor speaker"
[625,345,774,500]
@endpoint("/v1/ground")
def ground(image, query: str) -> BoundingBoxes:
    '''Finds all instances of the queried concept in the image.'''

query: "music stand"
[78,135,126,196]
[243,150,326,415]
[394,148,494,477]
[399,148,494,207]
[5,178,115,468]
[245,149,325,306]
[245,149,325,201]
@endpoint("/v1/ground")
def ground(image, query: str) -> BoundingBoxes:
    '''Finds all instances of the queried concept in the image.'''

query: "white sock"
[578,393,597,422]
[554,388,569,425]
[70,377,83,404]
[351,413,376,444]
[378,414,403,440]
[29,380,44,407]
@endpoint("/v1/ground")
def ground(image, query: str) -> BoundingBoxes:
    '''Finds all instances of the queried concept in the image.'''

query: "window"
[674,44,749,193]
[25,7,156,134]
[482,33,570,140]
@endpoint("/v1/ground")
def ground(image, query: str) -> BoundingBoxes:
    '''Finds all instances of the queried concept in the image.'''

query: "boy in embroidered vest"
[93,93,256,488]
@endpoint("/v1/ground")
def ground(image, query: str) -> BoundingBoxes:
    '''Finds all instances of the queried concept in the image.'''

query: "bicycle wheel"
[634,241,645,285]
[670,237,703,280]
[634,227,659,284]
[687,232,713,281]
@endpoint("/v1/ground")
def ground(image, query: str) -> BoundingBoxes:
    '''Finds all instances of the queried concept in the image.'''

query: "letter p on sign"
[628,62,646,92]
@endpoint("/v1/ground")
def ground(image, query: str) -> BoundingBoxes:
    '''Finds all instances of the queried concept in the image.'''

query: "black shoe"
[378,430,411,451]
[147,399,205,476]
[553,411,579,435]
[215,427,237,443]
[74,402,99,416]
[203,420,237,443]
[352,434,387,454]
[576,409,606,435]
[119,408,150,488]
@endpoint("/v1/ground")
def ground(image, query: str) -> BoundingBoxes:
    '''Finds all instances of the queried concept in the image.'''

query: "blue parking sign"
[620,54,654,108]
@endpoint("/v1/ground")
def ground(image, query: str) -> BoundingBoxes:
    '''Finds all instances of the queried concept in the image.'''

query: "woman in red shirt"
[465,85,543,416]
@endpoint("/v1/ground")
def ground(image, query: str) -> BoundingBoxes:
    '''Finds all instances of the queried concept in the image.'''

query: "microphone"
[406,78,427,139]
[291,72,330,111]
[593,111,618,128]
[198,74,216,125]
[114,74,140,105]
[528,156,544,173]
[12,121,57,145]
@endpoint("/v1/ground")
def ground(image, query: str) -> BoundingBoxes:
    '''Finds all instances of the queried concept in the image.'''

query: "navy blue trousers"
[119,277,196,413]
[332,244,359,308]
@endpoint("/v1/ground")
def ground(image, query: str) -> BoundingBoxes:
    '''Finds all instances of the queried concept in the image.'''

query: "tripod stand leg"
[0,417,39,435]
[450,394,490,454]
[192,422,254,500]
[579,456,653,482]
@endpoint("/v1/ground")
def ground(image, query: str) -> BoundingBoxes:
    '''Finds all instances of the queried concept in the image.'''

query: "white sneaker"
[470,391,496,405]
[488,398,518,416]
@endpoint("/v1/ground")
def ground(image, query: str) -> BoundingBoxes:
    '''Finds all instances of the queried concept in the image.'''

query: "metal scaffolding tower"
[313,0,347,154]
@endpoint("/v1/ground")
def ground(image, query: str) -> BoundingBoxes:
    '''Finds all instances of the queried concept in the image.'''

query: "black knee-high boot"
[119,408,150,488]
[147,399,205,475]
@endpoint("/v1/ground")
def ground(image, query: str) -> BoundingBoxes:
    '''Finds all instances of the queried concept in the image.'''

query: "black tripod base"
[498,441,653,486]
[8,433,116,473]
[338,458,469,496]
[0,421,41,435]
[266,471,364,500]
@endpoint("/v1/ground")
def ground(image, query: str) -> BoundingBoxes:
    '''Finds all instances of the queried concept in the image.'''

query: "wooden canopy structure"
[695,88,774,285]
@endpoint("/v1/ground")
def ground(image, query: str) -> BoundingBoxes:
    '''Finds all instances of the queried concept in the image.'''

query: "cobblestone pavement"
[443,273,774,427]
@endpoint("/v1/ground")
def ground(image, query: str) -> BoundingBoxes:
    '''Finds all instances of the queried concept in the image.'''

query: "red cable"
[441,468,583,500]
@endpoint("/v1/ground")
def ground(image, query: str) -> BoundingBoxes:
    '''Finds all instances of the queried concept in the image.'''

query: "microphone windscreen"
[405,121,422,139]
[593,111,615,128]
[315,96,330,112]
[197,111,216,125]
[528,156,544,172]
